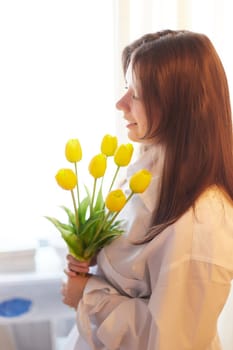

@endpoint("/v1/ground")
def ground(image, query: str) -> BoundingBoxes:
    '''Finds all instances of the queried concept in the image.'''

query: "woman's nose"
[115,94,128,111]
[115,98,122,110]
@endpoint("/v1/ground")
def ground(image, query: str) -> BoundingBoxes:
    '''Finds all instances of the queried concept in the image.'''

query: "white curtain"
[0,0,116,248]
[1,0,232,248]
[115,0,233,109]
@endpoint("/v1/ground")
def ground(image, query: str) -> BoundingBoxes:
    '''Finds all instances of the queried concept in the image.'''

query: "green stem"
[71,189,79,230]
[102,165,120,211]
[108,166,120,193]
[90,178,97,215]
[91,211,112,243]
[74,162,81,207]
[92,191,135,244]
[91,192,135,246]
[100,173,104,195]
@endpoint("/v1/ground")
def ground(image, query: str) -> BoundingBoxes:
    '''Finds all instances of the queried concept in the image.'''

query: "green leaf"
[79,213,103,238]
[84,184,92,201]
[78,196,90,225]
[82,230,122,259]
[94,186,104,212]
[83,246,97,260]
[92,231,122,249]
[45,216,75,233]
[77,210,106,247]
[59,206,76,228]
[60,230,84,259]
[45,216,89,260]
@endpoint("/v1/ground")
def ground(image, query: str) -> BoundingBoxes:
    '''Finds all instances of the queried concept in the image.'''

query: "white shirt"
[69,146,233,350]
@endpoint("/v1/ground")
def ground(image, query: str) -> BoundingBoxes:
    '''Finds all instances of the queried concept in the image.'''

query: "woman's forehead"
[125,62,140,86]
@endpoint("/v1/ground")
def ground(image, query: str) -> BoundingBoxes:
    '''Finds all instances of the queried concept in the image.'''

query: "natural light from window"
[0,0,117,249]
[1,0,233,253]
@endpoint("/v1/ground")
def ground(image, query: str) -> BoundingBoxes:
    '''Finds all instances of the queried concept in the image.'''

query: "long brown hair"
[122,30,233,240]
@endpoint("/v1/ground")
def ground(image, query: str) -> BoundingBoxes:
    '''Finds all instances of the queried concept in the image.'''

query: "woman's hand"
[66,254,97,277]
[61,272,90,309]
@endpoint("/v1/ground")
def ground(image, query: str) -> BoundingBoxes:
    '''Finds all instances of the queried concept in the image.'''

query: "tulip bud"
[88,154,107,178]
[101,134,118,156]
[114,143,134,167]
[65,139,82,163]
[129,169,152,193]
[55,168,77,190]
[105,189,126,212]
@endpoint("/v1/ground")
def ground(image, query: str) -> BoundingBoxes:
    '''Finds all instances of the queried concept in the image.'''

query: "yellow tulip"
[88,154,107,178]
[65,139,82,163]
[55,168,77,190]
[114,143,134,166]
[129,169,152,193]
[101,134,118,156]
[105,189,126,212]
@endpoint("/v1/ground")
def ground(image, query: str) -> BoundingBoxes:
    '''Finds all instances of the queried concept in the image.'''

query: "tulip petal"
[101,134,118,156]
[55,168,77,190]
[114,143,134,166]
[105,189,126,212]
[88,154,107,178]
[65,139,82,163]
[129,169,152,193]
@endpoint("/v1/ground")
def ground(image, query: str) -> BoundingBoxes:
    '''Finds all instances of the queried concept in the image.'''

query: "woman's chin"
[126,127,139,141]
[127,131,139,142]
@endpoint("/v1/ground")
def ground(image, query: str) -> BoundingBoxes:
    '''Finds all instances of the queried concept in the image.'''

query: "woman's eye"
[124,86,139,100]
[132,93,140,100]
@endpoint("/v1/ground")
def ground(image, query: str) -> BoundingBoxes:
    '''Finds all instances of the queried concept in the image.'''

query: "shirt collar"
[127,144,165,212]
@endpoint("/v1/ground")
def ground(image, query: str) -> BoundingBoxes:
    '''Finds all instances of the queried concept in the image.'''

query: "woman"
[62,29,233,349]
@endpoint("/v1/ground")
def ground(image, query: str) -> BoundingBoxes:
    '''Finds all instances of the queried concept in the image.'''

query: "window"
[0,0,117,247]
[1,0,233,250]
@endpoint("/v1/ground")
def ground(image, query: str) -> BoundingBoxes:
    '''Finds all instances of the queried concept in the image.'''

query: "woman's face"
[116,63,148,143]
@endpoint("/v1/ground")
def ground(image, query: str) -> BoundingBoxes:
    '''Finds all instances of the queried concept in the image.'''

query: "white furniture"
[2,245,232,350]
[0,246,75,350]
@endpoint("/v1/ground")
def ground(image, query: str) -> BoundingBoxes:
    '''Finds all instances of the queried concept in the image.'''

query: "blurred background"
[0,1,233,349]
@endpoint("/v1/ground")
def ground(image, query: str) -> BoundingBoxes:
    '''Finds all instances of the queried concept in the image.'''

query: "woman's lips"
[126,122,137,128]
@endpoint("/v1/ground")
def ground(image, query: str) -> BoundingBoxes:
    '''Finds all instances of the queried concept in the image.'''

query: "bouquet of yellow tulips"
[46,134,152,262]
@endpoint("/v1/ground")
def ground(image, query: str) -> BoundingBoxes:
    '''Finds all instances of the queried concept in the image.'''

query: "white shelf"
[0,291,74,325]
[0,246,65,286]
[0,246,75,350]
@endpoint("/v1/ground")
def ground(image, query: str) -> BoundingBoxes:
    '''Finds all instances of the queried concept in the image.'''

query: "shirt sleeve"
[77,276,153,350]
[76,260,231,350]
[148,259,230,349]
